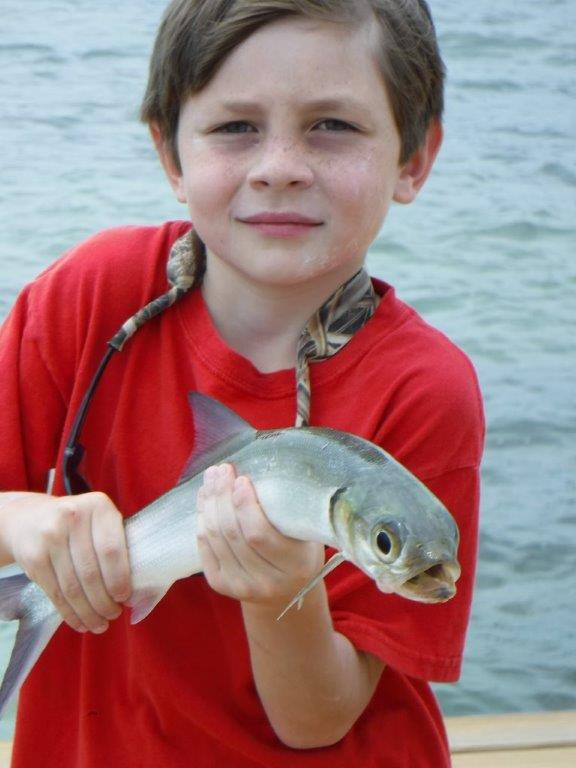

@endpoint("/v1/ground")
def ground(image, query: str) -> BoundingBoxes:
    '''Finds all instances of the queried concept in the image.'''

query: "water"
[1,0,575,740]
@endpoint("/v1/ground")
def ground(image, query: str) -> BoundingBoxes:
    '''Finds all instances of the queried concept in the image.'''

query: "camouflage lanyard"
[294,268,378,426]
[108,230,378,427]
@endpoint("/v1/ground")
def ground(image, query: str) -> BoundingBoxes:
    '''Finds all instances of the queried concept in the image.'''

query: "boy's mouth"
[237,212,323,238]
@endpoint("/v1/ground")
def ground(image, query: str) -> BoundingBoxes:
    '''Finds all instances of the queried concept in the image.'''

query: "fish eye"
[372,526,400,561]
[376,530,393,556]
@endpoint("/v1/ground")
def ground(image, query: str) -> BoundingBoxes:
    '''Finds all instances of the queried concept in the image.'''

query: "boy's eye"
[213,121,255,134]
[314,118,357,132]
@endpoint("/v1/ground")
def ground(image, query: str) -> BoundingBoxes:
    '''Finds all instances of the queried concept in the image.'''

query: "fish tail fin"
[0,572,61,716]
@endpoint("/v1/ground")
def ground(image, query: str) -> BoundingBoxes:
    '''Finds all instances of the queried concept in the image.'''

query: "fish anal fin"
[128,588,169,625]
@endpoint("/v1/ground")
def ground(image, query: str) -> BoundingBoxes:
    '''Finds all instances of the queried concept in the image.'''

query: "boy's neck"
[200,258,364,374]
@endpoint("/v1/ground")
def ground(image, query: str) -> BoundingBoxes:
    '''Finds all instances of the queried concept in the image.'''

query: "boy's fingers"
[30,555,87,633]
[217,479,277,575]
[198,488,246,573]
[209,473,292,583]
[196,513,222,577]
[48,539,108,633]
[198,465,262,580]
[197,469,323,602]
[231,476,260,513]
[67,504,123,622]
[233,476,324,575]
[90,497,132,603]
[233,476,287,552]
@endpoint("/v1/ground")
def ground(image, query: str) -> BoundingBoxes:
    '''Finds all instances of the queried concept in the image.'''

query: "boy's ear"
[149,123,186,203]
[393,120,443,205]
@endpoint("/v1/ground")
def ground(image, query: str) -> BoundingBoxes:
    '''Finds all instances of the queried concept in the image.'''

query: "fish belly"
[125,480,201,602]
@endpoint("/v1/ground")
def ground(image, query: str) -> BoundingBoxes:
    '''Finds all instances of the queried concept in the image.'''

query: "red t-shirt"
[0,222,484,767]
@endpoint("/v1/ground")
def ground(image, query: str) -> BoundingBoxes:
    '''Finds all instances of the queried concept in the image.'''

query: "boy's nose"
[247,139,314,190]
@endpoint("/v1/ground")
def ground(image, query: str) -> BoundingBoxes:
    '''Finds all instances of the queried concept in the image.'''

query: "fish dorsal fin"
[179,393,256,482]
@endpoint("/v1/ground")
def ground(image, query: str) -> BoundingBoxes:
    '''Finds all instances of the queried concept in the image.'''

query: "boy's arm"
[196,464,384,749]
[241,586,384,749]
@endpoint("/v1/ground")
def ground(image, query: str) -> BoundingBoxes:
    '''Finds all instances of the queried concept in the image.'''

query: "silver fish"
[0,393,460,715]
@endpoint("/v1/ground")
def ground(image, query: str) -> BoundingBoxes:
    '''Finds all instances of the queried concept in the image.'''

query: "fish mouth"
[395,561,461,604]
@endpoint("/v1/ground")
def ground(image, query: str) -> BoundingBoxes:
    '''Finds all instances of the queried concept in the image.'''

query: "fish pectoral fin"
[276,552,346,621]
[128,587,170,625]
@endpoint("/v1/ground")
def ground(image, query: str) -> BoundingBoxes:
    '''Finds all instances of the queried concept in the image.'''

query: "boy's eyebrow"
[219,97,374,116]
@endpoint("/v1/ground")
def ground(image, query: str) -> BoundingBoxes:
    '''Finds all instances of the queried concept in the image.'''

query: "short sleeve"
[0,287,67,492]
[322,312,484,682]
[0,222,189,496]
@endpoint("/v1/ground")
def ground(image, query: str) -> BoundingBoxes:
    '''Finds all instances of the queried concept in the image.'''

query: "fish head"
[329,476,461,604]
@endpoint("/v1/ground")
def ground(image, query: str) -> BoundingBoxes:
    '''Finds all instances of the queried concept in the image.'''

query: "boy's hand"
[196,464,325,608]
[0,492,131,634]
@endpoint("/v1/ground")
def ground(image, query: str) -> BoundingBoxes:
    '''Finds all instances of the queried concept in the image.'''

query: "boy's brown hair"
[141,0,445,169]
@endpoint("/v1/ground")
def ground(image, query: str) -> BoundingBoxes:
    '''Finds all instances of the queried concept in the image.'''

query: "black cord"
[62,345,116,495]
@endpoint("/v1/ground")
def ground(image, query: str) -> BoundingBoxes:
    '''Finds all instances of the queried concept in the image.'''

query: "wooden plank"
[446,710,576,753]
[452,746,576,768]
[1,712,574,765]
[0,742,11,767]
[0,742,575,767]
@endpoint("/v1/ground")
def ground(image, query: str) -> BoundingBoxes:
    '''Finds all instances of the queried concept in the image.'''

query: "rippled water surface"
[1,0,575,740]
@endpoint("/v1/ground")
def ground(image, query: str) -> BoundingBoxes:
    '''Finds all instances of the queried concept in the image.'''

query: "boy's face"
[158,16,438,292]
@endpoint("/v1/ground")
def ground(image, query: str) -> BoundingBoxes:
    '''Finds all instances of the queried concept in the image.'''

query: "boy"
[0,1,484,766]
